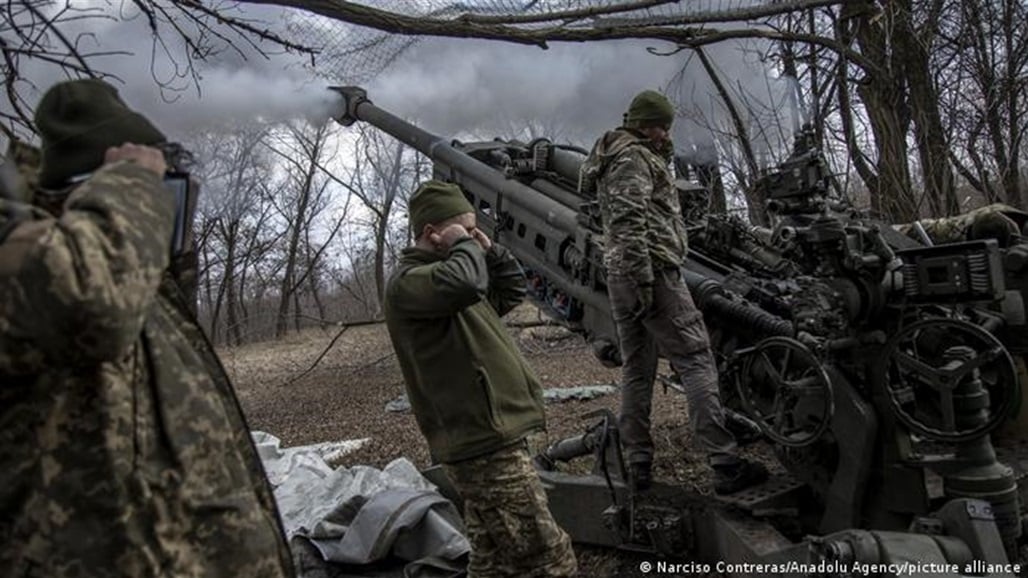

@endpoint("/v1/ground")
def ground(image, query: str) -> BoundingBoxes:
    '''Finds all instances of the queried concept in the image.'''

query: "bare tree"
[263,121,350,338]
[334,228,380,318]
[935,1,1028,208]
[188,124,283,344]
[346,124,429,311]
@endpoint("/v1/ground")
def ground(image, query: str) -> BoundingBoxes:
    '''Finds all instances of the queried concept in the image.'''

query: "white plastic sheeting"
[543,385,618,402]
[253,432,469,577]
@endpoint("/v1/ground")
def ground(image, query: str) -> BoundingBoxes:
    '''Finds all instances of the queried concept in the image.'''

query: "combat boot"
[629,462,652,492]
[713,459,768,495]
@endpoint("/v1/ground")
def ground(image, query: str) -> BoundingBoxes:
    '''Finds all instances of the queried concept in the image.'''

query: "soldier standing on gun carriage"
[383,180,577,577]
[580,90,768,494]
[896,203,1028,248]
[0,79,293,577]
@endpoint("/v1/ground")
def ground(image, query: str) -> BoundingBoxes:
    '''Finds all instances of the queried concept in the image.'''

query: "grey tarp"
[253,432,469,578]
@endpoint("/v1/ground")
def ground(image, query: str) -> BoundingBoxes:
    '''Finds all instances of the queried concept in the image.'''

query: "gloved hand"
[633,283,653,320]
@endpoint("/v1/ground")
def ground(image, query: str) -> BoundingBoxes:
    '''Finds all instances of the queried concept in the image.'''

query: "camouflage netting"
[281,0,837,82]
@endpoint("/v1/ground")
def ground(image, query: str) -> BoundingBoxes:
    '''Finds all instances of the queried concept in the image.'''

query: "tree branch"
[240,0,874,67]
[463,0,849,28]
[280,318,385,386]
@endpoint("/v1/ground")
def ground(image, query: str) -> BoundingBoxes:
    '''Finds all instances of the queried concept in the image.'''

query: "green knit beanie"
[34,79,166,188]
[409,180,474,236]
[624,90,675,129]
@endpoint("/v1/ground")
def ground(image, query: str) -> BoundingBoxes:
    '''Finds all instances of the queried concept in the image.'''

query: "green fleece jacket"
[384,237,546,463]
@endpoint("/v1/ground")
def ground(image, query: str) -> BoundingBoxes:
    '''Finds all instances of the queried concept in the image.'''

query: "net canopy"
[278,0,844,82]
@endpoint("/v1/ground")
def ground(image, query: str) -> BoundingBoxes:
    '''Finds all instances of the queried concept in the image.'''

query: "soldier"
[0,79,293,577]
[384,180,577,577]
[896,203,1028,248]
[580,90,768,494]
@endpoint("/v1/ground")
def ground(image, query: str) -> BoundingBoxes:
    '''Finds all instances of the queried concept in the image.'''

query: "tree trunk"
[852,1,918,221]
[373,221,387,314]
[857,80,918,221]
[275,166,316,338]
[694,46,764,224]
[308,270,328,329]
[293,284,303,333]
[835,4,880,198]
[224,220,242,347]
[894,2,958,216]
[201,241,217,338]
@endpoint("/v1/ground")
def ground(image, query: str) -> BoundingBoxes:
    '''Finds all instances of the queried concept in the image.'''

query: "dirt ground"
[222,303,758,577]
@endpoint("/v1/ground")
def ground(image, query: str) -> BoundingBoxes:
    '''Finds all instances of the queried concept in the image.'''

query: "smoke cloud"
[365,36,791,157]
[116,70,345,137]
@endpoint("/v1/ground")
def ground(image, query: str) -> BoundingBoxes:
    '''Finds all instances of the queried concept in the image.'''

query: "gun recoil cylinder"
[682,270,794,337]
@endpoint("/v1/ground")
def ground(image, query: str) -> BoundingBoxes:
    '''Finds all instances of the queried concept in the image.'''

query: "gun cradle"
[331,87,1028,577]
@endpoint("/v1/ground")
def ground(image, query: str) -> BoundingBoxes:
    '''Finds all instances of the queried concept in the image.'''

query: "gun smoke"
[365,36,791,158]
[117,70,345,136]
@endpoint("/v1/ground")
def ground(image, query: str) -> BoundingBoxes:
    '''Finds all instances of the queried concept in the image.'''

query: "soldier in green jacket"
[0,80,293,578]
[580,90,768,494]
[384,180,577,577]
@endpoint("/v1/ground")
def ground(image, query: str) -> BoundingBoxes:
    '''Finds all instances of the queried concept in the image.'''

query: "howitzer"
[330,86,1027,577]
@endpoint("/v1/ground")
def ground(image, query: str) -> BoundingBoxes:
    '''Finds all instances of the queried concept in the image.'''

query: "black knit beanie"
[35,79,166,188]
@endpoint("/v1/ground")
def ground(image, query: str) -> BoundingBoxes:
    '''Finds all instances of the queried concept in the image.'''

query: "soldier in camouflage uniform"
[580,90,768,494]
[384,180,577,577]
[895,203,1028,248]
[0,79,293,578]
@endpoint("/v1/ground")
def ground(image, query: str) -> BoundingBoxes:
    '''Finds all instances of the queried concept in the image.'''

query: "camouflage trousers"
[608,268,738,466]
[443,444,577,578]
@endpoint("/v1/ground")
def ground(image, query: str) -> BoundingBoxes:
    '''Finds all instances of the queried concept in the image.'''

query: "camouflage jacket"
[895,203,1028,244]
[384,239,546,463]
[580,128,687,285]
[0,140,41,203]
[0,162,293,577]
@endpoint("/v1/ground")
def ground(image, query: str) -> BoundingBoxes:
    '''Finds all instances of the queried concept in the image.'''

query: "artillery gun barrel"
[331,86,793,339]
[331,86,580,235]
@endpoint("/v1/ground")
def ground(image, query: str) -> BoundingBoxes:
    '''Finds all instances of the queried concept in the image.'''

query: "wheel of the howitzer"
[734,336,834,448]
[881,318,1017,442]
